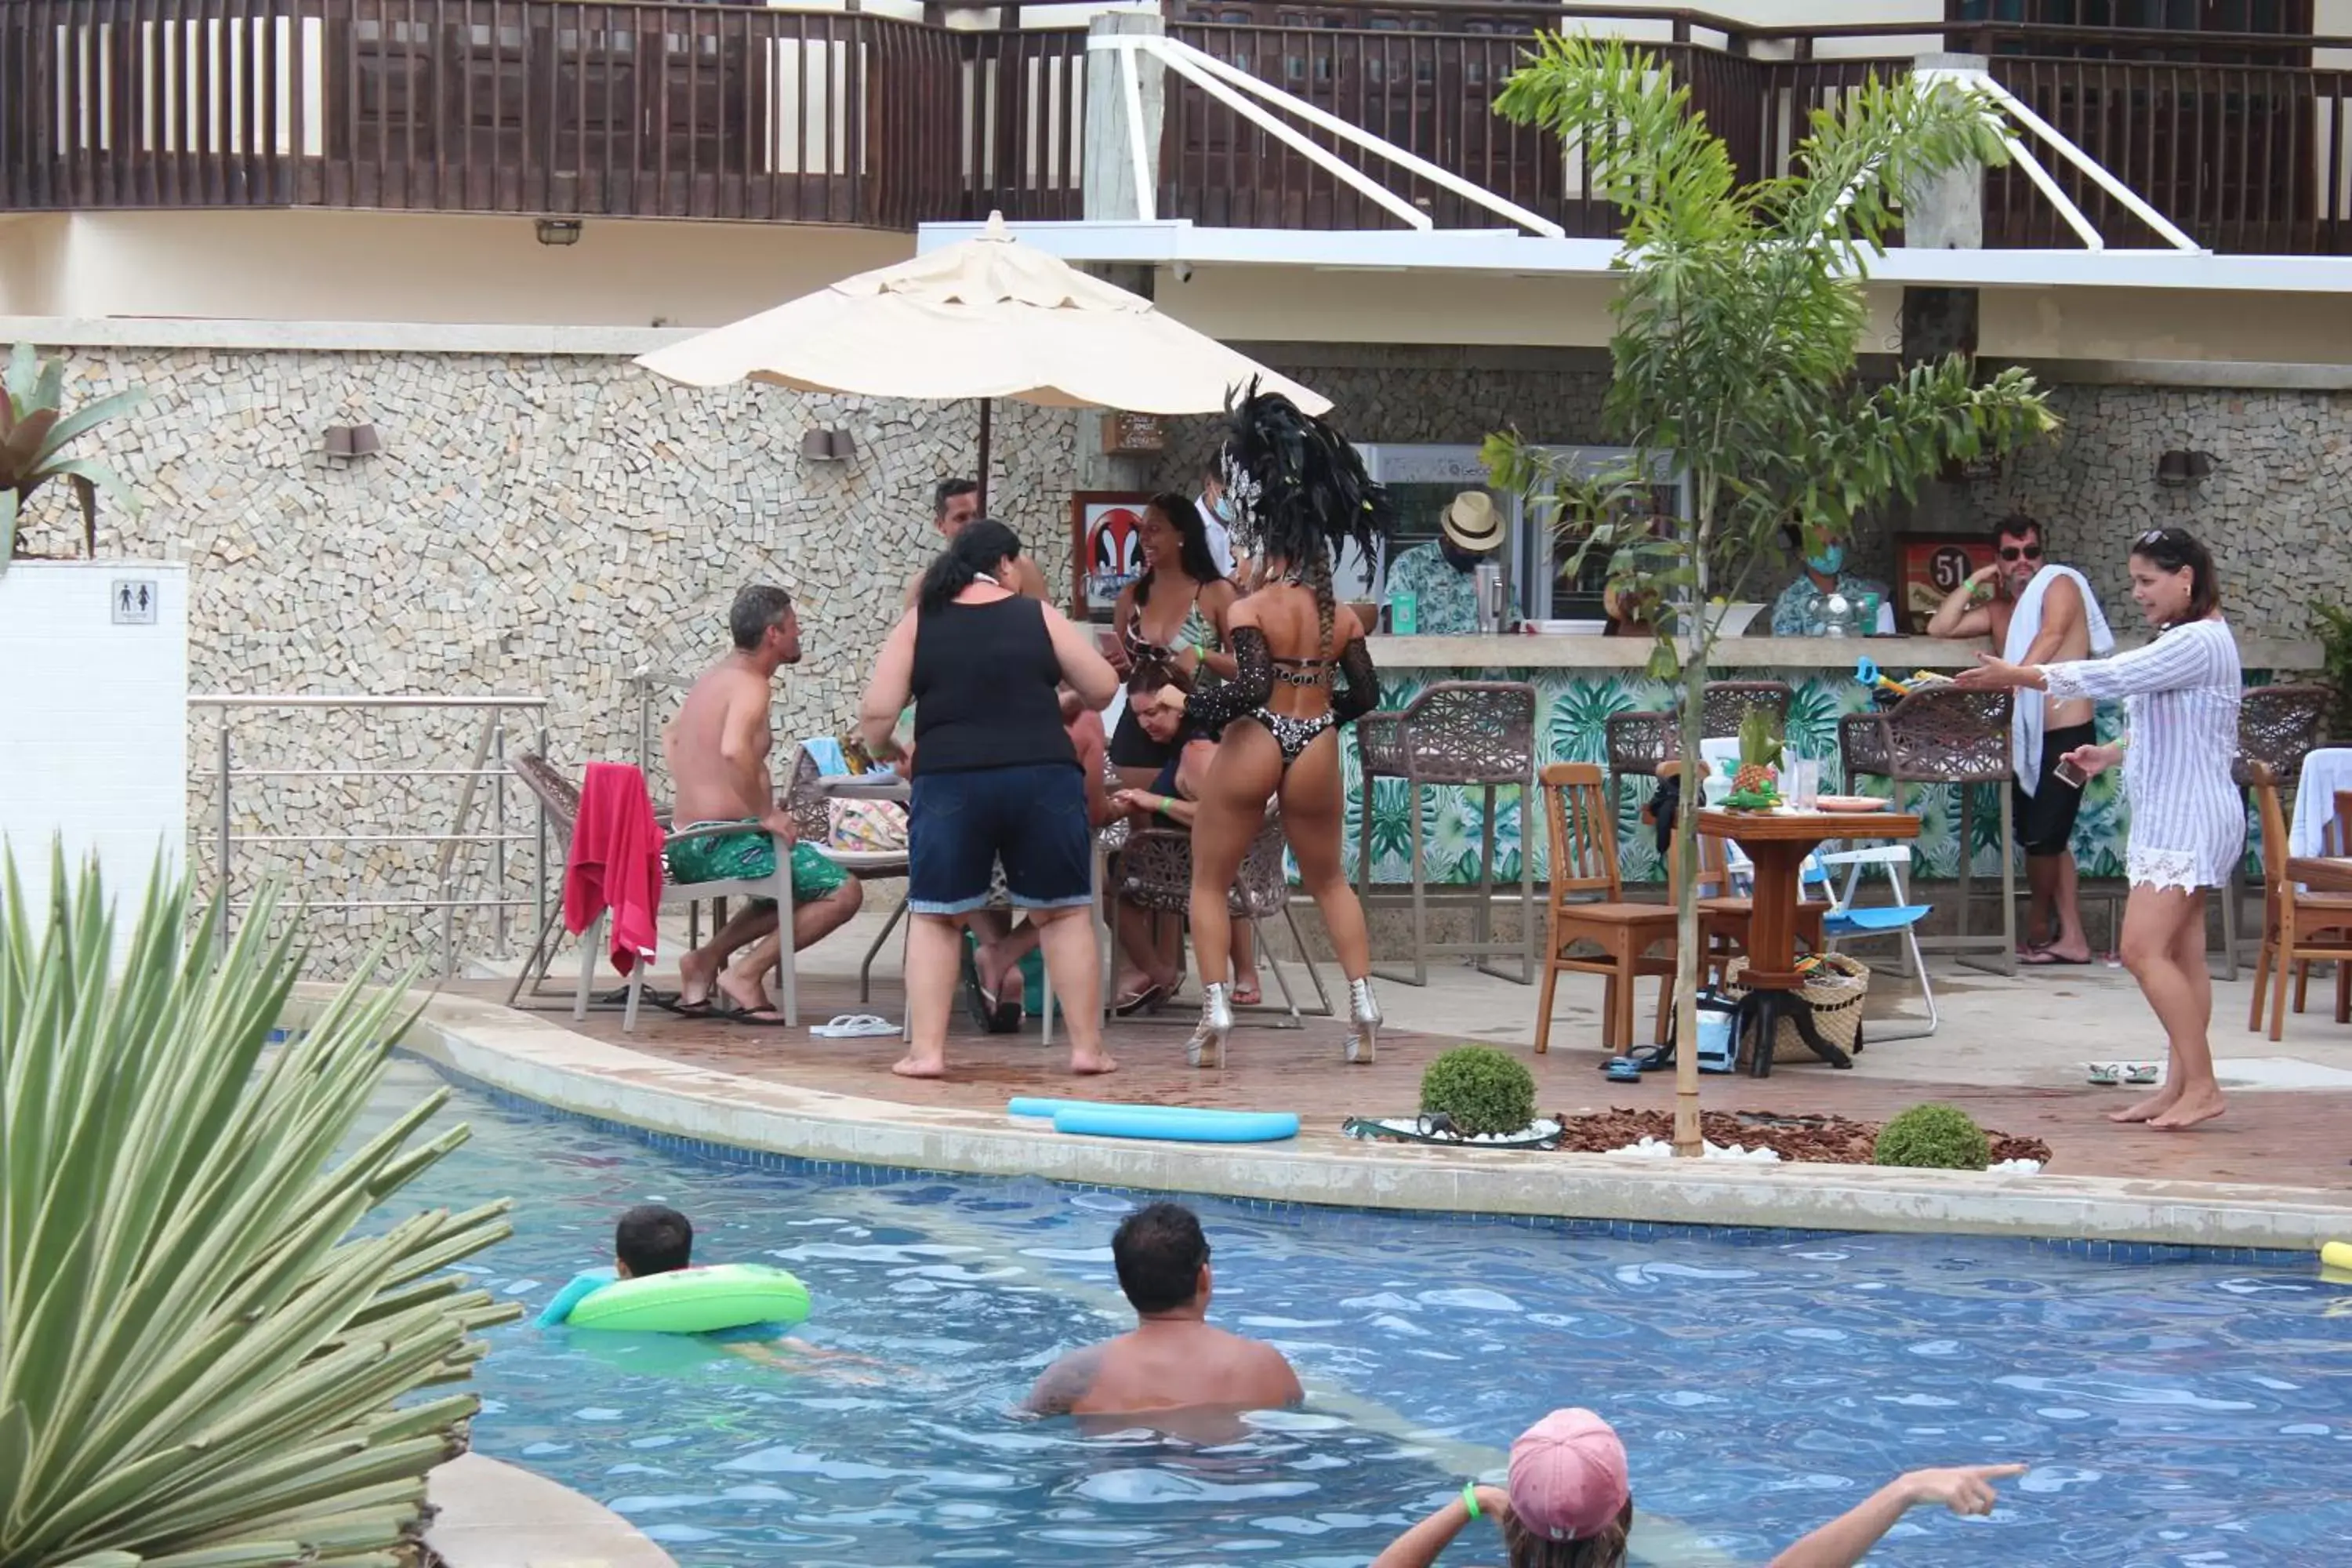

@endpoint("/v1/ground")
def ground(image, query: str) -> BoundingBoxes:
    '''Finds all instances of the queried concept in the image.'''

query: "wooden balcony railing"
[0,0,1080,227]
[3,2,2350,255]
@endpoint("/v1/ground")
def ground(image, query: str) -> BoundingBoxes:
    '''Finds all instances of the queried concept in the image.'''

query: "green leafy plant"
[1,849,519,1566]
[2,343,143,568]
[1873,1103,1992,1171]
[2311,602,2352,742]
[1420,1045,1539,1138]
[1484,38,2057,1152]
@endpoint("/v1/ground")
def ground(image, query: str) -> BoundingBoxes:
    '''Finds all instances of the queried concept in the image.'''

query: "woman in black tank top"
[859,520,1122,1080]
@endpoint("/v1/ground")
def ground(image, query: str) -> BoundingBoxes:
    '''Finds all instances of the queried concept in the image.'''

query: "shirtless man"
[1926,514,2107,964]
[662,585,864,1021]
[1024,1202,1301,1436]
[902,477,1050,606]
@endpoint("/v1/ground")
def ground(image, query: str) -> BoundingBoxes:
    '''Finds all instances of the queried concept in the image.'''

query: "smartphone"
[2054,757,2088,789]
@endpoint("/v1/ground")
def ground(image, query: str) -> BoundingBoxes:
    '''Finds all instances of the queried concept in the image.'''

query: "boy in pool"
[538,1203,882,1379]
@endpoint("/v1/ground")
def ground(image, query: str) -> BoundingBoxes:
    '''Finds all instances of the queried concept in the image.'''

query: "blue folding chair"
[1815,844,1939,1043]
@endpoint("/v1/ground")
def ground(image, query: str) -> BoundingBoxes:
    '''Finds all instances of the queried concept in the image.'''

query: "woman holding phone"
[1957,528,2241,1130]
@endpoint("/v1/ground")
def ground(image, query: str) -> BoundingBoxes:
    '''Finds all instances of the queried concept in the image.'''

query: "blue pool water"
[373,1061,2352,1566]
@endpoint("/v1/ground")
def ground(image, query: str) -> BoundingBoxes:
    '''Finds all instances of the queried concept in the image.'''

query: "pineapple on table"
[1726,707,1785,807]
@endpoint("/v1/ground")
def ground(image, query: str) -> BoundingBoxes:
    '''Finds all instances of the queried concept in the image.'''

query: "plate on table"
[1816,795,1889,813]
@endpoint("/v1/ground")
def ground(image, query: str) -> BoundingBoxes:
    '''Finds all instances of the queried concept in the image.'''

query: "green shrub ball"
[1873,1102,1991,1171]
[1419,1046,1538,1138]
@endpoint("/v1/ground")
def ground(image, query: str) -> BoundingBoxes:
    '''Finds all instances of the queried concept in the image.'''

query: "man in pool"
[1023,1202,1301,1423]
[665,584,864,1022]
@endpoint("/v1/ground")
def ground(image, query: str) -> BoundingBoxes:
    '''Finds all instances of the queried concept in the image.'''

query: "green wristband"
[1461,1482,1482,1519]
[1154,797,1173,821]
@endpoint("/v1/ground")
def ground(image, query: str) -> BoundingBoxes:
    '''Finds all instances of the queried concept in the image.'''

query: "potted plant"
[1,342,142,567]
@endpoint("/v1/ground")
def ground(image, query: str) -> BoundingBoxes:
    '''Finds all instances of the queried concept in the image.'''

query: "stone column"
[1889,53,1991,548]
[1076,14,1170,506]
[1083,12,1167,224]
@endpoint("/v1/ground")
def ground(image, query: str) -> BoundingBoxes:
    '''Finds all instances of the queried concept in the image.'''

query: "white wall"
[21,211,914,328]
[0,562,189,953]
[0,216,68,317]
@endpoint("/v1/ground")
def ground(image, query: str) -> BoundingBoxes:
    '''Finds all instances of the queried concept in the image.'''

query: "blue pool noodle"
[1007,1097,1300,1143]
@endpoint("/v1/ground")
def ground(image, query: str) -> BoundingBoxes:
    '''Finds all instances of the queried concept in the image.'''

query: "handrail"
[198,694,552,978]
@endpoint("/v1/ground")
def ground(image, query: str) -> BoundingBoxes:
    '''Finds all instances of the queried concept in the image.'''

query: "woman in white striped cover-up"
[1958,528,2241,1131]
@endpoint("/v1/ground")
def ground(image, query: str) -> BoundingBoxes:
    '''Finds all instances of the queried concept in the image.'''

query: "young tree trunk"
[1671,652,1707,1157]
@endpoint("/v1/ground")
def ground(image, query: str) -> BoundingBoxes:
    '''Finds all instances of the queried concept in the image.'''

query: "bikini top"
[1123,583,1221,664]
[1186,627,1380,736]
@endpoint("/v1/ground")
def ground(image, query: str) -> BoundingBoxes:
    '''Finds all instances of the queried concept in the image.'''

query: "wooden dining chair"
[1655,761,1828,989]
[1535,762,1677,1054]
[2246,763,2352,1039]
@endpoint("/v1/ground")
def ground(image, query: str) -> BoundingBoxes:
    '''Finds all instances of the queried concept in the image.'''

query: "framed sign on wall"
[1070,492,1152,622]
[1893,532,1998,634]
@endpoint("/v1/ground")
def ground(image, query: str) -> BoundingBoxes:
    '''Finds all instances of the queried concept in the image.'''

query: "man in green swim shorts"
[663,586,864,1022]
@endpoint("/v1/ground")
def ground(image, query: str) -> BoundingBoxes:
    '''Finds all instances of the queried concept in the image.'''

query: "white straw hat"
[1441,491,1504,552]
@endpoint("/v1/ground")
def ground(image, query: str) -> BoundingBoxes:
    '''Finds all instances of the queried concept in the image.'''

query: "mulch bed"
[1552,1108,2054,1168]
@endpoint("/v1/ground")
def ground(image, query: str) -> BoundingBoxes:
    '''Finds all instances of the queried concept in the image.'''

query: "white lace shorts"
[2127,846,2219,894]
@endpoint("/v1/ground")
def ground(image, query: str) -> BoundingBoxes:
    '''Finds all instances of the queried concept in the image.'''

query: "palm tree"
[1486,39,2058,1153]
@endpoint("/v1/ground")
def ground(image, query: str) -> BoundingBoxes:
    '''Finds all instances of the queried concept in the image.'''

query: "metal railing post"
[216,719,232,956]
[536,720,550,961]
[493,717,510,951]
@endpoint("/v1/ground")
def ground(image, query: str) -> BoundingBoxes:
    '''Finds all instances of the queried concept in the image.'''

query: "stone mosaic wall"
[23,340,2349,970]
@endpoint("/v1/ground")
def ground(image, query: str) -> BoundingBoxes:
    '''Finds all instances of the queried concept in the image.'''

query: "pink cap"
[1507,1408,1631,1542]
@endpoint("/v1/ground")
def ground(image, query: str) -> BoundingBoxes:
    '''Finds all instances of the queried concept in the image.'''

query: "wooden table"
[1697,806,1922,1076]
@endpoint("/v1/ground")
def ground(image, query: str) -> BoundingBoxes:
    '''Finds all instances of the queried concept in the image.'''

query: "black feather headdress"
[1217,381,1393,579]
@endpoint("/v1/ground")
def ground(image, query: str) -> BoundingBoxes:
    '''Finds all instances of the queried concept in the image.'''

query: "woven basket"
[1722,952,1870,1064]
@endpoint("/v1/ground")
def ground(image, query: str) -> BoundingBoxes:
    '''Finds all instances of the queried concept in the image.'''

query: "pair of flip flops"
[651,990,789,1026]
[2085,1061,2160,1086]
[811,1014,900,1039]
[962,947,1024,1033]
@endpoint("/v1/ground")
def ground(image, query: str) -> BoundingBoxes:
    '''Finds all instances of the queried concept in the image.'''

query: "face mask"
[1212,494,1236,524]
[1806,544,1846,576]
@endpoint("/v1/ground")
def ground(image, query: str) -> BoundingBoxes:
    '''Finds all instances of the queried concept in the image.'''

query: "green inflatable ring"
[565,1263,811,1334]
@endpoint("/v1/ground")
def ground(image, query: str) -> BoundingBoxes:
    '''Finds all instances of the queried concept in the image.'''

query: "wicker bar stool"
[1356,681,1538,986]
[2221,684,2333,978]
[1606,681,1794,823]
[1840,684,2018,976]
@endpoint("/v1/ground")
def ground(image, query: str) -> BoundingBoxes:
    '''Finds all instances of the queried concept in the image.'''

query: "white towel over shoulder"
[2008,565,2114,794]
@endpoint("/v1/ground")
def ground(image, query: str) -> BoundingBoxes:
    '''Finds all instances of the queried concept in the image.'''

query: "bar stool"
[2223,684,2333,978]
[1840,683,2017,976]
[1356,681,1538,986]
[1606,681,1793,824]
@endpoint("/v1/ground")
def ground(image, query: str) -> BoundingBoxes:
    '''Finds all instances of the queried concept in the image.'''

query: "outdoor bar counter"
[1346,633,2323,886]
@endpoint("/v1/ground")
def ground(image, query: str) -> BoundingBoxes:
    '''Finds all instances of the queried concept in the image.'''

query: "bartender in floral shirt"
[1383,491,1503,635]
[1770,523,1892,637]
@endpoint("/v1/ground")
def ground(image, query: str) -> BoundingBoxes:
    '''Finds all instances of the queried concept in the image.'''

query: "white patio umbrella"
[636,211,1327,504]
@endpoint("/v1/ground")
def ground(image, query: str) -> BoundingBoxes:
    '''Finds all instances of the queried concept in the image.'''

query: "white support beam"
[1125,38,1435,233]
[1917,66,2204,254]
[1998,132,2107,252]
[1156,36,1568,241]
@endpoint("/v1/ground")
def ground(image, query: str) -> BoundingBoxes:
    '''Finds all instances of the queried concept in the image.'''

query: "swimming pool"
[375,1060,2352,1566]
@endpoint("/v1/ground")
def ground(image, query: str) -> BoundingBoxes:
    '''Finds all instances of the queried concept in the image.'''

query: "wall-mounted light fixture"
[535,219,583,247]
[800,428,857,463]
[324,424,382,459]
[2155,448,2215,487]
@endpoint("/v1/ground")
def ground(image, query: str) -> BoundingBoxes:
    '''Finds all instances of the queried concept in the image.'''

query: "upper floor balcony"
[3,0,2347,255]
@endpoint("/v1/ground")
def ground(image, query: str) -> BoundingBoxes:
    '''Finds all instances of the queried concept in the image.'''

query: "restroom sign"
[111,579,158,625]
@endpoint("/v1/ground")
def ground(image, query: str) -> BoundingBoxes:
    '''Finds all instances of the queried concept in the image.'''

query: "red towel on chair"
[564,761,665,975]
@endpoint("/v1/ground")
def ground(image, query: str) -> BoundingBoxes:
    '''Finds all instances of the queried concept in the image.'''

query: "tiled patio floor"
[459,975,2352,1195]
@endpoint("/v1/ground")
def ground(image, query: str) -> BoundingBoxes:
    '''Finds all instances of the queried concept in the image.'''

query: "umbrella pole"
[975,397,993,514]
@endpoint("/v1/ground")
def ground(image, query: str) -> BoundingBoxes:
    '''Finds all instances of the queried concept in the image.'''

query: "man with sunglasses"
[1927,512,2114,964]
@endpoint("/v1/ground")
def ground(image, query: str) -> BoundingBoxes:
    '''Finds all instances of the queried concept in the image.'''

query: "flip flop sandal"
[811,1014,901,1039]
[714,1004,792,1027]
[652,993,719,1018]
[1232,983,1263,1007]
[2084,1063,2121,1086]
[977,984,1023,1034]
[2020,949,2094,966]
[1112,982,1170,1018]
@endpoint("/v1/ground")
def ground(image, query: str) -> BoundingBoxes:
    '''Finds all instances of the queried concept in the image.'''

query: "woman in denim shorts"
[859,520,1120,1079]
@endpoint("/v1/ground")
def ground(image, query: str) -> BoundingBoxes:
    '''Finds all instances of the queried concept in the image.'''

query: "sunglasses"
[1998,543,2044,562]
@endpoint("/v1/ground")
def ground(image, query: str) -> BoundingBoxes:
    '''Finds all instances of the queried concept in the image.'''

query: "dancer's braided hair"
[1218,380,1392,655]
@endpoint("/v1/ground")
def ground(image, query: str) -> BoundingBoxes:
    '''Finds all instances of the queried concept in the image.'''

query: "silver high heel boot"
[1346,977,1381,1065]
[1185,981,1234,1069]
